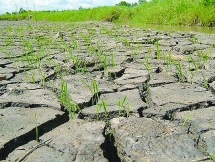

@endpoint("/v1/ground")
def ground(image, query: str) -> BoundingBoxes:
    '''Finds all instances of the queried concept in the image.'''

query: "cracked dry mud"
[0,20,215,162]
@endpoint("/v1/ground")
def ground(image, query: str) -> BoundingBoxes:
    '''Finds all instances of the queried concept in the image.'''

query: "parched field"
[0,20,215,162]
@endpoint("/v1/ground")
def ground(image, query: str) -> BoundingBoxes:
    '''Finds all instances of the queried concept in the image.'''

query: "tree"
[116,1,131,7]
[202,0,215,7]
[12,11,17,15]
[131,2,138,7]
[19,8,27,14]
[138,0,147,5]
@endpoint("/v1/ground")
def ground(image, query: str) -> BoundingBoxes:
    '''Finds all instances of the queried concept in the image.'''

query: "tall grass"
[130,0,215,26]
[0,0,214,26]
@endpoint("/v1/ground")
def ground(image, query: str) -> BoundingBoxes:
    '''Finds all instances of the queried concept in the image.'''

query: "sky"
[0,0,139,14]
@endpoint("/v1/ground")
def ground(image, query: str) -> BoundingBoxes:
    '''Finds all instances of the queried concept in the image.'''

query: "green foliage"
[138,0,147,5]
[202,0,215,7]
[81,79,99,105]
[60,79,80,118]
[116,1,131,7]
[19,8,27,14]
[0,0,214,26]
[182,113,190,128]
[131,2,138,6]
[132,0,215,26]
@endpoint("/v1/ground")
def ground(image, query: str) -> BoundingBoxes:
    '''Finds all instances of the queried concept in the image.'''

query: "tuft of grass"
[142,56,153,75]
[210,152,215,161]
[182,113,190,128]
[202,75,210,90]
[81,79,99,105]
[155,41,161,59]
[117,96,127,116]
[60,79,80,118]
[174,61,187,82]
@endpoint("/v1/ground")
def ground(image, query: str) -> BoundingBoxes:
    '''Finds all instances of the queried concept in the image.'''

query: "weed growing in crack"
[123,38,130,48]
[163,53,171,72]
[31,71,36,83]
[188,55,199,70]
[101,98,108,118]
[109,129,114,141]
[111,52,115,67]
[69,103,80,119]
[182,113,190,128]
[102,54,107,72]
[55,64,62,78]
[131,51,138,60]
[60,79,69,107]
[142,56,153,75]
[23,39,34,53]
[117,96,127,116]
[155,41,161,59]
[73,56,80,74]
[81,79,99,105]
[198,51,209,68]
[126,104,130,118]
[24,69,30,82]
[2,50,11,60]
[210,152,215,161]
[202,75,209,90]
[148,47,152,57]
[71,39,78,50]
[145,79,150,104]
[189,69,194,84]
[60,79,80,118]
[95,98,109,121]
[40,71,46,87]
[81,60,87,74]
[190,35,198,43]
[174,61,186,82]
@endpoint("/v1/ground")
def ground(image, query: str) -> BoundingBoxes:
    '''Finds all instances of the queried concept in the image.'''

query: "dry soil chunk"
[7,119,108,162]
[149,83,214,106]
[115,67,149,85]
[175,106,215,133]
[149,73,177,86]
[0,107,65,158]
[172,107,215,159]
[198,130,215,157]
[0,83,61,109]
[110,117,204,162]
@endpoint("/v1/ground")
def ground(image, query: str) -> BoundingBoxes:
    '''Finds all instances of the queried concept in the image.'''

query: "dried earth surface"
[0,20,215,162]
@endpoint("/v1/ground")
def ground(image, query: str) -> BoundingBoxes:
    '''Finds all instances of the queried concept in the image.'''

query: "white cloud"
[0,0,138,14]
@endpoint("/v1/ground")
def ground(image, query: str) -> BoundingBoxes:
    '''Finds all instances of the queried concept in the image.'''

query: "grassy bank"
[0,0,214,27]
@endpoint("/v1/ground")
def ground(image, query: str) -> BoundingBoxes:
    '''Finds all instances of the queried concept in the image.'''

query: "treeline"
[115,0,147,7]
[4,8,59,15]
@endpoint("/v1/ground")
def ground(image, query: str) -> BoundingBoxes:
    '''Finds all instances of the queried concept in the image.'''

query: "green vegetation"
[81,79,99,105]
[182,113,190,128]
[1,0,214,27]
[60,79,80,118]
[117,96,127,116]
[210,152,215,160]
